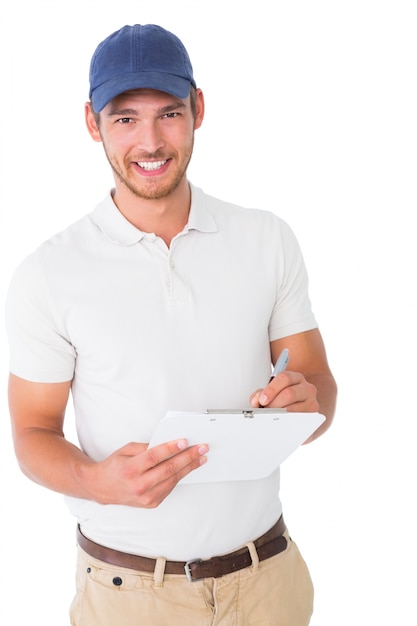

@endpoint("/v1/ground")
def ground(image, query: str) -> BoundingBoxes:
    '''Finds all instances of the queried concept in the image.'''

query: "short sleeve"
[5,252,76,382]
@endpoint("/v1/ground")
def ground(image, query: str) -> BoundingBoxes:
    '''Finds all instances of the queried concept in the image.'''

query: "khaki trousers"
[70,530,314,626]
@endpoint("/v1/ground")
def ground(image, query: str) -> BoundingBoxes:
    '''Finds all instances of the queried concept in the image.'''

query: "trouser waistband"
[77,515,287,582]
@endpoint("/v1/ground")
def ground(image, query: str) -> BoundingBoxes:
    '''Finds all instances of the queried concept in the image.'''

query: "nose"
[135,120,165,154]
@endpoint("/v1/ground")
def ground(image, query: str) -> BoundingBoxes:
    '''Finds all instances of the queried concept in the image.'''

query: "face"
[86,88,204,202]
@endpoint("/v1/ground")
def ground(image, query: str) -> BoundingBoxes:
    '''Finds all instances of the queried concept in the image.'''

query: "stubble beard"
[103,138,194,201]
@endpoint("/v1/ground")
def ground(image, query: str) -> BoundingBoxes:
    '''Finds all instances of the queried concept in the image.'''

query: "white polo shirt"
[6,184,317,560]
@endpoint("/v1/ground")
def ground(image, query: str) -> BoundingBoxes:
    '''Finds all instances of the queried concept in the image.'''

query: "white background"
[1,1,416,624]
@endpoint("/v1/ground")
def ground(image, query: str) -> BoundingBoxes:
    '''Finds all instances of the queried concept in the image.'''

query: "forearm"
[14,428,97,500]
[14,425,209,509]
[305,372,337,441]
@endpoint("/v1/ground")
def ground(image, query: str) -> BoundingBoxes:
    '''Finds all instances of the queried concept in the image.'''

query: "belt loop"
[244,541,260,573]
[153,557,167,587]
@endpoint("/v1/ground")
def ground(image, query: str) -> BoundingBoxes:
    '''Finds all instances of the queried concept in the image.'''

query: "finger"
[249,389,262,407]
[257,372,302,407]
[158,446,208,485]
[285,395,320,413]
[264,380,319,412]
[144,439,208,470]
[134,444,209,507]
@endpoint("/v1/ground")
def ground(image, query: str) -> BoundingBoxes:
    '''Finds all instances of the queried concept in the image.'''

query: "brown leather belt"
[77,515,287,582]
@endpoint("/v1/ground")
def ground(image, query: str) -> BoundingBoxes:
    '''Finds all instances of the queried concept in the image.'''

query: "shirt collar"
[91,183,217,246]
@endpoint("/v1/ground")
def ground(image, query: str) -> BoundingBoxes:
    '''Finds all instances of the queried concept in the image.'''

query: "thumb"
[114,441,148,457]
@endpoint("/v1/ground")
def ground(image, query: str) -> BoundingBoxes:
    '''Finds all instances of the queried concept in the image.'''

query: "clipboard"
[148,409,325,484]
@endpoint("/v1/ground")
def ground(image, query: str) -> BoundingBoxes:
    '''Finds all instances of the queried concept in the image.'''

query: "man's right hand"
[80,440,209,507]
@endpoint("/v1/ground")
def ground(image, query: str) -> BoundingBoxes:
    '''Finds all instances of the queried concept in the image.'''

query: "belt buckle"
[184,558,203,582]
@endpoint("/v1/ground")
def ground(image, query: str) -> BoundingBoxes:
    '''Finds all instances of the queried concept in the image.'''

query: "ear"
[193,88,205,130]
[85,102,102,143]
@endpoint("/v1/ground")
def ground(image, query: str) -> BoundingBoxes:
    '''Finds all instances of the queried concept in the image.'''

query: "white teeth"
[137,160,167,171]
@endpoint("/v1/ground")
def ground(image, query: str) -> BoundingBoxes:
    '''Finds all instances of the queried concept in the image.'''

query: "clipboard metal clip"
[206,408,287,416]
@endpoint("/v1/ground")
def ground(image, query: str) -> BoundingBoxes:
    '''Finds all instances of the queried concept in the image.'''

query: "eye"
[162,112,180,119]
[117,117,134,124]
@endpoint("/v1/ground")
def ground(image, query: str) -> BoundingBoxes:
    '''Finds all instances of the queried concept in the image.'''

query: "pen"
[269,348,289,382]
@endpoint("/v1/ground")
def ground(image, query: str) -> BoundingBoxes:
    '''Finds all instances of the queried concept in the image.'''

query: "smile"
[136,160,168,171]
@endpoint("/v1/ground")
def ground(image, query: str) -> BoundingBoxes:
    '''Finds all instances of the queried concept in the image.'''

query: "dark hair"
[189,85,197,118]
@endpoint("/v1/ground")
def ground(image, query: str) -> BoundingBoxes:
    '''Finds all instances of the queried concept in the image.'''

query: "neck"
[112,179,191,247]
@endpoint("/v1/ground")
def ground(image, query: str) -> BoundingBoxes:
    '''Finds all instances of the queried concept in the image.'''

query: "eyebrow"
[107,101,187,117]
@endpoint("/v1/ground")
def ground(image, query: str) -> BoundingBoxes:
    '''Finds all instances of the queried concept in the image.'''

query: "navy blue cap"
[89,24,196,112]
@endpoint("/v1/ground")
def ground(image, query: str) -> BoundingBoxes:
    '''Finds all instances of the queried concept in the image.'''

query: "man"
[6,24,337,626]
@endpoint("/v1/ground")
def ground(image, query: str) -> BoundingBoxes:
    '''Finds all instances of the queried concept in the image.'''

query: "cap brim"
[91,71,193,112]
